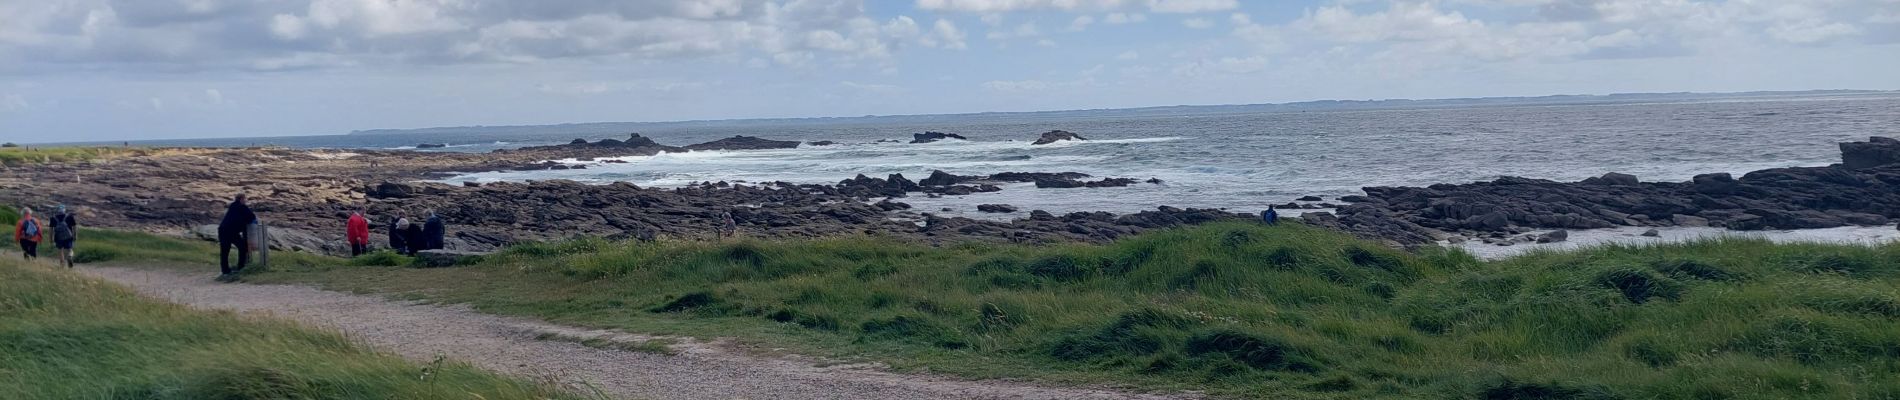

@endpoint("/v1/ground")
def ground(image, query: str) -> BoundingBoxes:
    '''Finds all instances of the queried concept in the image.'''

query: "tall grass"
[0,146,146,167]
[0,258,581,399]
[91,220,1900,398]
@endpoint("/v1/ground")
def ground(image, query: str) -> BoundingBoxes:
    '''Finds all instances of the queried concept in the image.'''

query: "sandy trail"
[79,265,1192,400]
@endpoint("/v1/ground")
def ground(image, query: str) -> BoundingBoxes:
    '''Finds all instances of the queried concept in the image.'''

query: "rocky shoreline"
[5,132,1896,256]
[1306,136,1900,246]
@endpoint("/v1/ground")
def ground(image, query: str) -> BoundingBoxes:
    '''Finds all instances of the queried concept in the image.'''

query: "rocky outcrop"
[1034,177,1140,189]
[1841,136,1900,169]
[683,136,801,151]
[977,204,1019,213]
[1031,130,1087,145]
[911,132,968,144]
[416,143,447,149]
[1323,137,1900,245]
[808,141,838,146]
[502,133,682,159]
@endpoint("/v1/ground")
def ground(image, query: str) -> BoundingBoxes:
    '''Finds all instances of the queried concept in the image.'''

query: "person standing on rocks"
[1260,205,1279,226]
[13,206,43,260]
[346,207,370,257]
[402,218,425,256]
[388,216,408,254]
[422,210,445,251]
[51,205,78,268]
[717,211,738,239]
[217,194,257,281]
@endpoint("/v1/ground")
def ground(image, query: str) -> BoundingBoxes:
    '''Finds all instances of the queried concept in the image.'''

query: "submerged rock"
[910,131,968,144]
[684,135,802,151]
[977,204,1019,213]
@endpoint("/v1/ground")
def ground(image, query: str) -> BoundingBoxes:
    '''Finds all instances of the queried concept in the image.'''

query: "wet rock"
[808,141,837,146]
[569,138,589,145]
[1536,230,1569,243]
[1583,172,1640,186]
[1297,196,1324,202]
[1840,136,1900,169]
[911,131,968,144]
[1691,173,1738,195]
[977,204,1019,213]
[1030,130,1087,145]
[920,170,976,186]
[1641,229,1661,237]
[684,135,802,151]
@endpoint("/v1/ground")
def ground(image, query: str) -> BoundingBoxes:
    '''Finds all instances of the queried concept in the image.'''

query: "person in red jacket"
[346,207,371,257]
[14,206,43,260]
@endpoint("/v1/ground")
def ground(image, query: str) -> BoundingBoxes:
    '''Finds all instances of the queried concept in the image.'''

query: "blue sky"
[3,0,1899,142]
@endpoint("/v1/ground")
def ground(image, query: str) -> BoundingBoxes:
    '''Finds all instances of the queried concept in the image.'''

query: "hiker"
[422,210,445,251]
[13,206,42,260]
[217,194,257,280]
[51,205,77,268]
[1260,205,1279,225]
[402,218,425,256]
[346,207,370,257]
[388,216,408,254]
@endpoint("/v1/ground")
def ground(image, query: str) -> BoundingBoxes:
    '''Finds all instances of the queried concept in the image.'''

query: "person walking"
[217,194,257,281]
[50,205,78,268]
[422,210,445,251]
[346,207,370,257]
[13,206,43,260]
[1260,205,1279,226]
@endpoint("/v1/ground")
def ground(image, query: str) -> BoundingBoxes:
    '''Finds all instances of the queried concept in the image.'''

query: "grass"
[0,146,150,167]
[242,221,1900,399]
[49,217,1900,399]
[0,257,582,399]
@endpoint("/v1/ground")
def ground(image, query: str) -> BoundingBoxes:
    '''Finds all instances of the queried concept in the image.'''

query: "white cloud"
[923,19,969,49]
[1104,12,1148,24]
[1116,50,1140,60]
[1768,20,1862,44]
[915,0,1234,14]
[1069,15,1096,31]
[1183,18,1214,29]
[986,22,1043,40]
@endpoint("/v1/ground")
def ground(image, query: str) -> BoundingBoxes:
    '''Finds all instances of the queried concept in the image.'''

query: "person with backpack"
[1260,205,1279,226]
[13,206,42,260]
[422,210,445,251]
[50,205,77,268]
[346,207,370,257]
[217,194,258,281]
[401,218,425,256]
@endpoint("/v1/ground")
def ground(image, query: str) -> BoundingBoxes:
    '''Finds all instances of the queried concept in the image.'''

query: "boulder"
[1641,229,1661,237]
[910,131,968,144]
[1583,172,1640,186]
[1691,173,1738,195]
[569,138,589,144]
[1030,130,1088,145]
[919,170,974,186]
[1840,136,1900,169]
[1297,196,1324,202]
[1535,230,1569,244]
[414,249,488,268]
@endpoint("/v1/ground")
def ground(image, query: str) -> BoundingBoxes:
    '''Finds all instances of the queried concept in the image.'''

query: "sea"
[103,93,1900,257]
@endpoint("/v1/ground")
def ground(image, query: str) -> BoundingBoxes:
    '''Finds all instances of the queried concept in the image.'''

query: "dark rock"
[919,170,975,186]
[1339,195,1373,203]
[684,135,802,151]
[569,138,589,145]
[1641,229,1661,237]
[1146,178,1164,184]
[1691,173,1738,195]
[1297,196,1324,202]
[416,143,447,149]
[463,181,482,188]
[1536,230,1569,243]
[977,204,1019,213]
[1583,172,1640,186]
[1030,130,1087,145]
[808,141,837,146]
[1840,136,1900,169]
[910,131,968,144]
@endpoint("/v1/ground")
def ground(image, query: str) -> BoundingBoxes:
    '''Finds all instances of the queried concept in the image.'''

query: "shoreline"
[4,134,1899,256]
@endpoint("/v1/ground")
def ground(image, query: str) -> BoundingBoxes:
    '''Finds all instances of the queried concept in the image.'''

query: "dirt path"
[79,265,1194,400]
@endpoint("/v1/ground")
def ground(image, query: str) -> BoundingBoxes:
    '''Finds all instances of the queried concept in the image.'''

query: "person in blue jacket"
[1260,205,1279,225]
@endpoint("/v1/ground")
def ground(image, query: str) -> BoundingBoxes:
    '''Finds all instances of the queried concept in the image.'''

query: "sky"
[2,0,1899,143]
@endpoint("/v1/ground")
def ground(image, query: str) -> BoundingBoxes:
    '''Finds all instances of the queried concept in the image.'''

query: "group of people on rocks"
[12,204,79,268]
[207,194,448,282]
[367,209,446,256]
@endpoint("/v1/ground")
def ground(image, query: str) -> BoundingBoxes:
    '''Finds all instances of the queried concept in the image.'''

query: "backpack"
[53,215,73,242]
[21,218,39,238]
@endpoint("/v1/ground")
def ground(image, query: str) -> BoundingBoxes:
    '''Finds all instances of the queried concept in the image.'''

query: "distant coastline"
[348,89,1896,137]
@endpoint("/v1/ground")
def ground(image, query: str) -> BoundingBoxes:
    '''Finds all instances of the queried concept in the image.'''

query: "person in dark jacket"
[217,194,257,280]
[1260,205,1279,226]
[402,219,425,256]
[51,204,78,268]
[422,210,445,251]
[389,216,409,254]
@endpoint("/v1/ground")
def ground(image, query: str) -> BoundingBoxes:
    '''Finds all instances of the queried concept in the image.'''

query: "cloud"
[1069,15,1096,31]
[915,0,1233,14]
[1116,50,1140,60]
[1104,12,1148,24]
[0,0,965,73]
[1183,18,1214,29]
[840,80,903,94]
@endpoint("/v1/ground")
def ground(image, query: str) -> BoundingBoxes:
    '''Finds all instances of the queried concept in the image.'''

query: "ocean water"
[117,95,1900,220]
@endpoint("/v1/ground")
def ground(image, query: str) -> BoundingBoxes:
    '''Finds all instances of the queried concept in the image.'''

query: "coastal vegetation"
[0,256,580,399]
[224,221,1900,399]
[0,146,149,167]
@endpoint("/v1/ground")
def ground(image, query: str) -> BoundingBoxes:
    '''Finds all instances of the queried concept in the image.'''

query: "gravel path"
[80,266,1194,400]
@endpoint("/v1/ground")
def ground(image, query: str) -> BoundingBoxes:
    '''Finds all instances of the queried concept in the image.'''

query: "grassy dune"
[232,221,1900,399]
[0,258,580,399]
